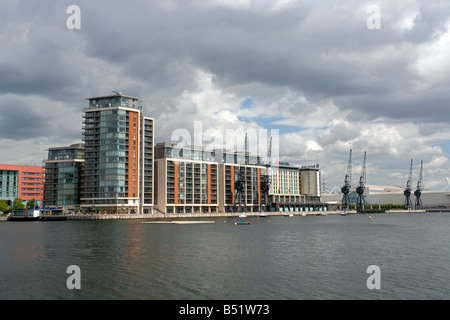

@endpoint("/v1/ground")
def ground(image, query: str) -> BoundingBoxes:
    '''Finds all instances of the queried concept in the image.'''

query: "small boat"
[238,213,247,218]
[234,221,251,225]
[259,214,268,217]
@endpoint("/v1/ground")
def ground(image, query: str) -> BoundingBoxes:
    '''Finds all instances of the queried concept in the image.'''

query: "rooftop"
[87,91,141,101]
[85,91,142,111]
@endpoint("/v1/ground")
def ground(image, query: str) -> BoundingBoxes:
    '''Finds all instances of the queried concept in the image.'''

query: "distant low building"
[0,164,44,206]
[322,184,450,209]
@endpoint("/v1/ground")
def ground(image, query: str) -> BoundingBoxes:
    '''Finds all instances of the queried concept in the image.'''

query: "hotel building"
[43,143,85,212]
[81,93,154,214]
[267,164,322,212]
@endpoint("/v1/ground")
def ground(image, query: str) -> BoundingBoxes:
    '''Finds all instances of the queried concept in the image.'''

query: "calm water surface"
[1,212,450,300]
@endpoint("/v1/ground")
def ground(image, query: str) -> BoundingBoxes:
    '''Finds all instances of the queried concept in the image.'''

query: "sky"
[1,0,450,191]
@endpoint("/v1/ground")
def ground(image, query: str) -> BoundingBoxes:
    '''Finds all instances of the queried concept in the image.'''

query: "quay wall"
[4,209,436,222]
[66,210,352,220]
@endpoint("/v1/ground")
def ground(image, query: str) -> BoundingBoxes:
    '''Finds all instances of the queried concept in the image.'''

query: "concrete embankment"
[6,209,433,222]
[385,209,427,213]
[66,211,340,220]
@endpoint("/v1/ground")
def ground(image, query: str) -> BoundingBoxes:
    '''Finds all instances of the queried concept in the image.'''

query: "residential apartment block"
[43,143,85,212]
[154,144,323,214]
[217,150,266,213]
[154,143,218,214]
[0,164,45,205]
[80,93,154,214]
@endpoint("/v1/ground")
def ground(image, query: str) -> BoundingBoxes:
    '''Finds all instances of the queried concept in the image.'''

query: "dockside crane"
[260,136,272,212]
[341,149,352,210]
[414,160,424,210]
[404,159,413,210]
[356,151,368,211]
[234,133,248,212]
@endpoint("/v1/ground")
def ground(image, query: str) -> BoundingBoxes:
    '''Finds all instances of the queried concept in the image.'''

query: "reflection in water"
[1,213,450,299]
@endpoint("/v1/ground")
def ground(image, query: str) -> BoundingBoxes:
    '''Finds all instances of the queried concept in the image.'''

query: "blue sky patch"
[238,115,301,134]
[435,141,450,155]
[241,98,254,109]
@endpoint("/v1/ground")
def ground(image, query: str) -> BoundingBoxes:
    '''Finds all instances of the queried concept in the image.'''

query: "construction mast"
[404,159,413,210]
[356,151,368,211]
[341,149,352,210]
[414,160,424,210]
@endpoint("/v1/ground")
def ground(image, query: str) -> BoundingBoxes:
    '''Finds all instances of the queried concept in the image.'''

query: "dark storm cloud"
[61,0,450,124]
[0,95,81,141]
[0,1,85,101]
[2,0,449,104]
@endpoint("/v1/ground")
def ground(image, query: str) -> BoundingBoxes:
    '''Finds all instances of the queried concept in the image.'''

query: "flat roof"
[47,143,85,151]
[87,92,141,101]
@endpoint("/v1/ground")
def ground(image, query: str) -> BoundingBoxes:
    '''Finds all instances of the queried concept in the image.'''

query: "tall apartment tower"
[81,92,154,214]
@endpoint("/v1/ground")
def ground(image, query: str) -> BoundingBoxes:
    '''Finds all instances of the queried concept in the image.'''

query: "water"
[1,212,450,300]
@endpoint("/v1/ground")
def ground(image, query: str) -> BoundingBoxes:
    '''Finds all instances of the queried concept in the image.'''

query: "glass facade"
[0,170,18,198]
[43,144,85,208]
[82,94,154,213]
[84,105,135,202]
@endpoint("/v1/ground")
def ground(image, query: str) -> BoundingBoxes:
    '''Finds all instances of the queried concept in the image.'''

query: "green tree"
[0,200,9,214]
[13,198,25,210]
[26,198,36,209]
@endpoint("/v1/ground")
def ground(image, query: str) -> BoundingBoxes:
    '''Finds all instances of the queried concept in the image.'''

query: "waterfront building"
[217,150,266,213]
[81,92,154,214]
[154,143,325,214]
[0,164,44,206]
[43,143,85,213]
[154,143,218,214]
[265,163,323,212]
[268,164,304,211]
[299,165,322,202]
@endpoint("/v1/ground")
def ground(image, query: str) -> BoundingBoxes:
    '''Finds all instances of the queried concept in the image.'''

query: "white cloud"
[414,20,450,86]
[195,0,251,10]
